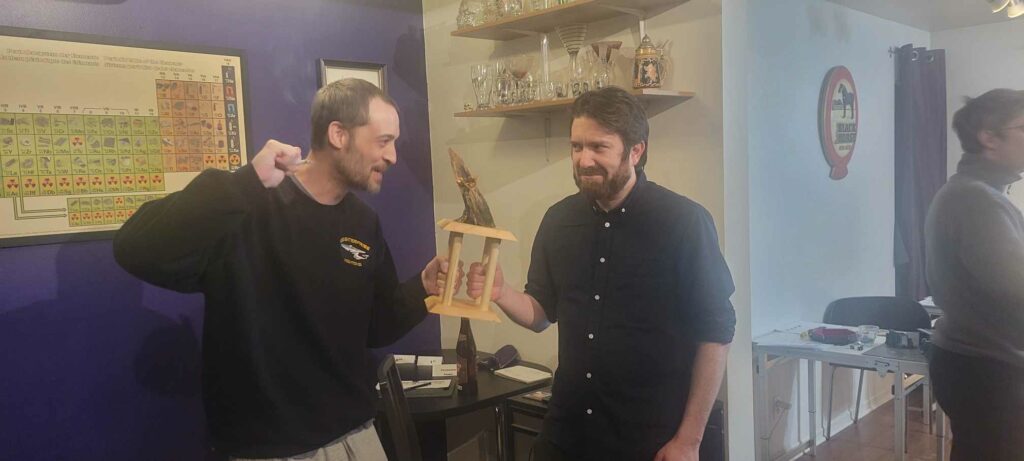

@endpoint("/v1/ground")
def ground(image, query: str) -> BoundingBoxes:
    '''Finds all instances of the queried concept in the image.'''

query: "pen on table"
[406,381,431,391]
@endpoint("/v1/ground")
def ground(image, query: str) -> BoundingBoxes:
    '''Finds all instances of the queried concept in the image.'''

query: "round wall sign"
[818,66,858,180]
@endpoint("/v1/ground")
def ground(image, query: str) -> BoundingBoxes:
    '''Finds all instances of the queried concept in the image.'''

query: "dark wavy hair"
[570,86,649,171]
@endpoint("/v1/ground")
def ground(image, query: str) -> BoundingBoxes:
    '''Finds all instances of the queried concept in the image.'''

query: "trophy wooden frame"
[424,218,516,322]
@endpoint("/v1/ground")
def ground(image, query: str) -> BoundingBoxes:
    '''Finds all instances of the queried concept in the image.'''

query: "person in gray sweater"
[925,88,1024,460]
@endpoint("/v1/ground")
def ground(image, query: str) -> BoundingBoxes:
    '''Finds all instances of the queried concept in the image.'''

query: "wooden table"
[383,349,552,461]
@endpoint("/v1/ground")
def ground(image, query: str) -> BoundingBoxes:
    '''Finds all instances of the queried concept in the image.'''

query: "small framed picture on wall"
[318,59,387,93]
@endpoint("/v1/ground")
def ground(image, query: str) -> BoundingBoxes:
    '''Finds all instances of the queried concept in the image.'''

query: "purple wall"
[0,1,437,459]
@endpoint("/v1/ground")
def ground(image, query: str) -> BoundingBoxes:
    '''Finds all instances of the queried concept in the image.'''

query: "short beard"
[338,162,378,194]
[573,150,632,203]
[333,138,382,194]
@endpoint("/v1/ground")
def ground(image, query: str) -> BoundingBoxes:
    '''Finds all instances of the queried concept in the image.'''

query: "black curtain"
[894,44,947,300]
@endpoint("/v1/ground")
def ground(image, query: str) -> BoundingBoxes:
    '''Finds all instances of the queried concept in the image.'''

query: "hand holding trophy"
[424,148,516,323]
[424,149,517,391]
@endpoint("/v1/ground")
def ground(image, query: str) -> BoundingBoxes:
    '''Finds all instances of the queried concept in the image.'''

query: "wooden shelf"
[454,88,694,118]
[451,0,686,41]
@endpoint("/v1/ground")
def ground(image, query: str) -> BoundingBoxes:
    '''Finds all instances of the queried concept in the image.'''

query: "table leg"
[496,403,508,461]
[807,359,817,457]
[935,405,947,461]
[894,364,906,461]
[506,401,516,461]
[923,377,932,432]
[755,350,769,461]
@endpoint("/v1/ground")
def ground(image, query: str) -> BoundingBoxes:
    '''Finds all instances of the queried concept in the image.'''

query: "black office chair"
[377,354,422,461]
[822,296,932,439]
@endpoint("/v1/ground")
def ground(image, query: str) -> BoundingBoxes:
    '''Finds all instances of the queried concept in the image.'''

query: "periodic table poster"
[0,27,249,247]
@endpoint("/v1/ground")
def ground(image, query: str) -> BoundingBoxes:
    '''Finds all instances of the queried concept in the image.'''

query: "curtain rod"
[889,45,934,62]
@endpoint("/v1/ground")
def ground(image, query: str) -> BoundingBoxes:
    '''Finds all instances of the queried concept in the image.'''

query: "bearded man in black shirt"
[467,87,736,461]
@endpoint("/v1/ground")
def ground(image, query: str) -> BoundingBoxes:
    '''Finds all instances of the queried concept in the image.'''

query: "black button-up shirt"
[525,173,736,460]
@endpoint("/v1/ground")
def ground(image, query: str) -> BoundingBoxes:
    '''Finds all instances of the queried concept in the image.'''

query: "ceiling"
[827,0,1016,31]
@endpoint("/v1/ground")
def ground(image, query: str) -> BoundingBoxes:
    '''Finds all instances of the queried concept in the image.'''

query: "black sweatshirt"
[113,164,428,458]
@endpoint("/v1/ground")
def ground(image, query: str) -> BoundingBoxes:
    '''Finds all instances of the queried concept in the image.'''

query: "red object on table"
[809,326,858,345]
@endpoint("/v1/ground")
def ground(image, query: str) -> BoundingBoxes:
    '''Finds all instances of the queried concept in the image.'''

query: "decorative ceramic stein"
[632,34,664,89]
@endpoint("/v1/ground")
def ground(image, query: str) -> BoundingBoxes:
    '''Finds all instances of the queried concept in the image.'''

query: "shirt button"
[604,222,610,228]
[594,294,600,301]
[586,409,593,415]
[599,257,606,263]
[587,333,595,340]
[621,208,626,213]
[586,372,592,379]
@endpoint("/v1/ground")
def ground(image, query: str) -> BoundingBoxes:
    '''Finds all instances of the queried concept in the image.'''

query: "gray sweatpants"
[231,420,388,461]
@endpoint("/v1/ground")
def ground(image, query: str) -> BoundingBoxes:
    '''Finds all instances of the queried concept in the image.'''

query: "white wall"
[721,0,755,458]
[422,0,942,457]
[421,0,725,372]
[934,20,1024,209]
[744,0,929,457]
[748,0,929,333]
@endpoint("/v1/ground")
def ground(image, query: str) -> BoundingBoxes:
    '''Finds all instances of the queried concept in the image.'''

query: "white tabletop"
[754,322,882,354]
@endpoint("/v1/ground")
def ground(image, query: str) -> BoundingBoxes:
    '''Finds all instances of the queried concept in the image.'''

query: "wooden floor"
[794,388,952,461]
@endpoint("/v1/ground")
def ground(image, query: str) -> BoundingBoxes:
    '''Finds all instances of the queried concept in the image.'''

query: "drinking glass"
[471,63,494,109]
[496,76,516,106]
[858,325,879,345]
[500,0,523,17]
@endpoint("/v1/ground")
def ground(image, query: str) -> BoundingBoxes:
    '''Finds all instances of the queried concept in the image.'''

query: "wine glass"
[590,41,622,89]
[471,63,494,109]
[508,54,535,103]
[556,24,587,97]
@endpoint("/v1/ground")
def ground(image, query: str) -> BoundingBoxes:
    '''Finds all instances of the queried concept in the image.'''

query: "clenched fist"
[422,256,464,296]
[466,261,504,302]
[252,139,303,188]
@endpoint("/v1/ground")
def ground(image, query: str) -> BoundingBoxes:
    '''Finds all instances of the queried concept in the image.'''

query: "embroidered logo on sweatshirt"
[340,237,371,267]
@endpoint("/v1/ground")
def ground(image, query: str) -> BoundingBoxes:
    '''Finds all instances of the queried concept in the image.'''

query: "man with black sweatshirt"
[114,78,455,460]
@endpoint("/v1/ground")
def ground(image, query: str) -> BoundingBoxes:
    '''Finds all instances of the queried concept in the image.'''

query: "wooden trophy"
[424,149,516,322]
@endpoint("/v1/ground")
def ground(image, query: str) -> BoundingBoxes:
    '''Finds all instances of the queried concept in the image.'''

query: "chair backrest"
[823,296,931,332]
[377,355,422,461]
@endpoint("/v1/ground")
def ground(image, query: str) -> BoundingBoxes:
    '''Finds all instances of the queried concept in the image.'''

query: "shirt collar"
[956,153,1022,190]
[586,169,648,216]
